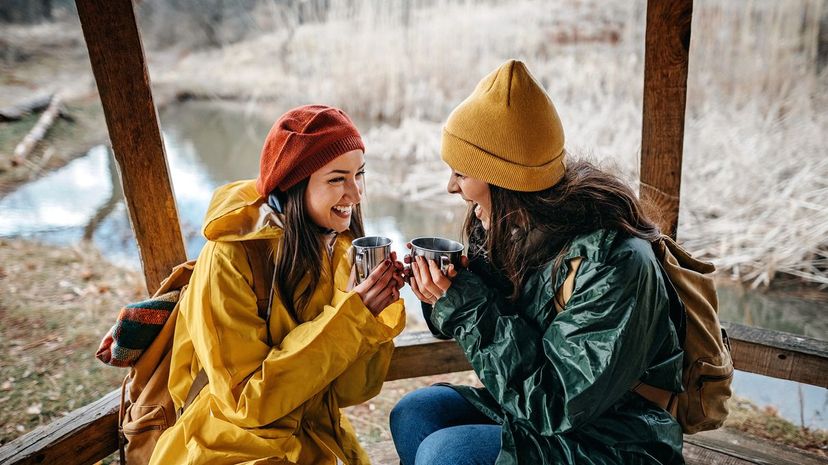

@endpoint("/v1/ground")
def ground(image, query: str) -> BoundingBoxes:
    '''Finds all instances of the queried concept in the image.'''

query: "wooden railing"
[1,323,826,465]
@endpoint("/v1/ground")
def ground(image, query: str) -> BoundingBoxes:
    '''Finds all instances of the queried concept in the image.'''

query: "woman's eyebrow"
[326,163,366,175]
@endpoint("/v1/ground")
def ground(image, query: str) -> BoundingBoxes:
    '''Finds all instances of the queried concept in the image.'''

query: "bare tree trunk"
[12,94,62,166]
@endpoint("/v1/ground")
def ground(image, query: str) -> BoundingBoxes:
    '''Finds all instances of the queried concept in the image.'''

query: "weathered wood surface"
[640,0,693,239]
[385,331,470,381]
[724,322,828,388]
[76,0,187,295]
[2,327,825,465]
[685,429,828,465]
[0,389,120,465]
[365,428,828,465]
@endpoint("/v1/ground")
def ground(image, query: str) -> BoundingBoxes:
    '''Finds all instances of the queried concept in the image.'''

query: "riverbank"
[0,21,178,196]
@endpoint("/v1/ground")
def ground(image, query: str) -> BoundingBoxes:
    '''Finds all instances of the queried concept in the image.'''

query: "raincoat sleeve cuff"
[431,270,490,335]
[333,289,406,346]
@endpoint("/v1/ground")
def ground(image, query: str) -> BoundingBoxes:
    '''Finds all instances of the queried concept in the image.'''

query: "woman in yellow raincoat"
[150,105,406,465]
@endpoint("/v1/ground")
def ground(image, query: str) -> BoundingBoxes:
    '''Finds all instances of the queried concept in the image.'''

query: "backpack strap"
[177,239,276,419]
[242,239,276,346]
[178,369,209,418]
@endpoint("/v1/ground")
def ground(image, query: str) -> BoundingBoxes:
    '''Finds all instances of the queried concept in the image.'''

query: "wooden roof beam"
[76,0,187,294]
[640,0,694,239]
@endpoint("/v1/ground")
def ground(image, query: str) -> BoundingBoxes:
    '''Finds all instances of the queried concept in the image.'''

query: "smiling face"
[304,149,365,233]
[447,169,492,230]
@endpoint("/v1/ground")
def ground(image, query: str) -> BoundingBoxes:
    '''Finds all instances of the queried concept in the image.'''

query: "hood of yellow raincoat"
[202,179,286,242]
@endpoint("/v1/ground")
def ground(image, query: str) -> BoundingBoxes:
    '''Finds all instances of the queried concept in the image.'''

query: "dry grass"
[150,0,828,287]
[0,238,145,444]
[725,397,828,456]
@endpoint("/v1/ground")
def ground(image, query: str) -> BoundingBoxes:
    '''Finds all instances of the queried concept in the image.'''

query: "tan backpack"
[555,234,733,434]
[104,240,274,465]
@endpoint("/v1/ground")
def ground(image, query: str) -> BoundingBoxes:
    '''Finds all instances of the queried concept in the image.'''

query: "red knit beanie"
[256,105,365,195]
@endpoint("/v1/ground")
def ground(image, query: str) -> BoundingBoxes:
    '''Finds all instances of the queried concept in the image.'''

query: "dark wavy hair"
[464,159,661,302]
[274,178,365,320]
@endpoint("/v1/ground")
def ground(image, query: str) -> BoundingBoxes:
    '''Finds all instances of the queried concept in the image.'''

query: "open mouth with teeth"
[332,204,353,218]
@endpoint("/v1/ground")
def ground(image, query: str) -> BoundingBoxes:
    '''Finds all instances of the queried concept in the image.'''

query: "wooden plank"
[723,322,828,388]
[0,390,120,465]
[366,430,828,465]
[684,442,756,465]
[75,0,186,295]
[386,331,471,381]
[639,0,693,239]
[686,429,828,465]
[2,328,825,465]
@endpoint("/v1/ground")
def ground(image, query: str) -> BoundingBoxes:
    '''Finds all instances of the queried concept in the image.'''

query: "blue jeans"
[390,386,501,465]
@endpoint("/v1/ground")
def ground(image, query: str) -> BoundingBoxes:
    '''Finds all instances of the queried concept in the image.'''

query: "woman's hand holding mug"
[353,251,405,316]
[405,242,468,305]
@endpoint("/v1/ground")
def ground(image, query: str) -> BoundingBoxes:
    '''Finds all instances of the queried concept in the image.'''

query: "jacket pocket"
[122,403,170,463]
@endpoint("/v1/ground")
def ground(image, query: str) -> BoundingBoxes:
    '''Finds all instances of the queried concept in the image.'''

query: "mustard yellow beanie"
[441,60,565,192]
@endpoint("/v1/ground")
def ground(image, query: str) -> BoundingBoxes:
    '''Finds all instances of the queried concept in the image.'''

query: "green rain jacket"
[430,229,685,464]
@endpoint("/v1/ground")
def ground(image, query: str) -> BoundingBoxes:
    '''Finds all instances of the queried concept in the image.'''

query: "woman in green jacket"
[392,60,685,465]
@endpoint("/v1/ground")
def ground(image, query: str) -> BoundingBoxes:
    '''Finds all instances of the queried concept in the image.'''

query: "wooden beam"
[640,0,693,239]
[685,429,828,465]
[0,390,120,465]
[76,0,186,295]
[2,327,825,465]
[367,430,828,465]
[723,322,828,388]
[385,331,471,381]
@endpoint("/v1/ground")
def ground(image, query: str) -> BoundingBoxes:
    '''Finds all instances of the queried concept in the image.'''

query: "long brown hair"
[274,179,365,320]
[464,159,660,302]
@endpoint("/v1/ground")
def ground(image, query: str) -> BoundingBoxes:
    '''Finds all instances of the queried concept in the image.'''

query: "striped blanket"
[96,290,180,367]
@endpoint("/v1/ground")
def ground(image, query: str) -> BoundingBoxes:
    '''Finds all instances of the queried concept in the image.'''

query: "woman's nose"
[346,178,362,203]
[447,175,460,194]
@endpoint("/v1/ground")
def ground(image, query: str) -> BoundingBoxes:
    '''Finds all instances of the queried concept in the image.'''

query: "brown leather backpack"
[117,240,274,464]
[555,235,733,434]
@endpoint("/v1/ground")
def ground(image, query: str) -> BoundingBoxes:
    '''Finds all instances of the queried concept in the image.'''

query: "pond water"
[1,101,825,428]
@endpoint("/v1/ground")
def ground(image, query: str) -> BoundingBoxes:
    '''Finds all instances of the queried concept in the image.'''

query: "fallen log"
[0,93,53,122]
[11,94,62,167]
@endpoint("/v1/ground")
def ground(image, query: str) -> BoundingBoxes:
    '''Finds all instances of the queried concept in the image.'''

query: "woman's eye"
[356,171,365,178]
[328,177,345,184]
[455,173,466,179]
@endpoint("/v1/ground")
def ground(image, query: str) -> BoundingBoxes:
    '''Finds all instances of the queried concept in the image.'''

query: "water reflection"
[0,101,824,428]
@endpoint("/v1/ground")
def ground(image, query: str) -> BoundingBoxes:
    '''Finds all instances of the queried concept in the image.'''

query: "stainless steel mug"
[352,236,392,284]
[409,237,464,274]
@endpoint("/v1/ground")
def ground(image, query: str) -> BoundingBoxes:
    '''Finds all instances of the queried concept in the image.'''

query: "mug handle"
[355,250,366,283]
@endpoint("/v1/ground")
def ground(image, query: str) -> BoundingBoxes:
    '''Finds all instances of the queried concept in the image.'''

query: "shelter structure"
[0,1,826,464]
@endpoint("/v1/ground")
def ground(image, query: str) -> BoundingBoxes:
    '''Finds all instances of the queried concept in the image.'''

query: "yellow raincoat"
[149,180,406,465]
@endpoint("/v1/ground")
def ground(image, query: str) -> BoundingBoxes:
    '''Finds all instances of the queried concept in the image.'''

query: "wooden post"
[76,0,187,294]
[640,0,693,239]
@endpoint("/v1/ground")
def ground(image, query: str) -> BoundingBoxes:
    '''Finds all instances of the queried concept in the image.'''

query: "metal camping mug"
[352,236,393,284]
[409,237,464,275]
